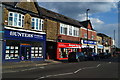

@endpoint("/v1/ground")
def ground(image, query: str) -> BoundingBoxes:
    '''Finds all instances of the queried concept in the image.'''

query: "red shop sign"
[58,42,81,48]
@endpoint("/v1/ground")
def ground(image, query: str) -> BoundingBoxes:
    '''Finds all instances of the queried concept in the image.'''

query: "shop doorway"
[20,45,31,61]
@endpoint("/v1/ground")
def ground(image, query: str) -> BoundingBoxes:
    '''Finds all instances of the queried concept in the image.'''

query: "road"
[2,57,120,80]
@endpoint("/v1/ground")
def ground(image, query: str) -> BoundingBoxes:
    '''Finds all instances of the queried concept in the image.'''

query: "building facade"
[2,2,46,62]
[80,20,97,53]
[97,33,112,53]
[97,35,103,53]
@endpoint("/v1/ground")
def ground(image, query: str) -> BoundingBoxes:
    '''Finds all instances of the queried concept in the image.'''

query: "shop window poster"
[15,50,18,53]
[39,54,42,56]
[35,47,38,50]
[35,51,38,53]
[11,46,14,49]
[31,54,34,57]
[31,47,34,50]
[6,46,10,49]
[6,50,9,53]
[15,54,18,57]
[39,47,42,50]
[15,46,18,49]
[35,54,38,57]
[39,51,42,53]
[5,54,9,59]
[31,51,34,53]
[10,50,14,53]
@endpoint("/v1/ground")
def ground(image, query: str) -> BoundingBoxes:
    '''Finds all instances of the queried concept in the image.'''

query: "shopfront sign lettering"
[4,29,45,41]
[10,31,34,38]
[58,42,81,48]
[9,31,43,39]
[83,40,96,45]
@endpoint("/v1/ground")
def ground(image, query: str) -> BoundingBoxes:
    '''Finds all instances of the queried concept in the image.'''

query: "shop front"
[3,29,46,62]
[81,40,97,53]
[97,45,103,53]
[57,42,81,60]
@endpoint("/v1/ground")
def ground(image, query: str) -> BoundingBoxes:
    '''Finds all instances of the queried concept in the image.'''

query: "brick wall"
[44,19,60,40]
[58,34,80,42]
[80,28,97,40]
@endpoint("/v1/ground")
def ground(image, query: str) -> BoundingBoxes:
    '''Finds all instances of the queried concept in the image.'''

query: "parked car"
[99,53,111,59]
[68,52,86,62]
[86,52,99,60]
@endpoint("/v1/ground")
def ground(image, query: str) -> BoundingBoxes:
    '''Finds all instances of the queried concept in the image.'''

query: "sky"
[38,1,119,47]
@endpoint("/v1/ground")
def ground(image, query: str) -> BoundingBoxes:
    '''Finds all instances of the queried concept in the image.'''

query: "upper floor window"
[69,25,73,36]
[8,12,24,27]
[31,18,43,31]
[84,33,87,38]
[73,27,79,37]
[91,35,94,40]
[60,23,67,35]
[60,23,79,37]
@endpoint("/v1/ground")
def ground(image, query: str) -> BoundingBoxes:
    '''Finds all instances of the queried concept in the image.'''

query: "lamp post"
[86,9,90,51]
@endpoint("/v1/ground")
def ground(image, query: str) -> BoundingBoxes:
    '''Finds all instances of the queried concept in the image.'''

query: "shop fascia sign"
[9,31,43,39]
[58,43,81,48]
[5,30,44,40]
[97,45,103,49]
[83,40,96,45]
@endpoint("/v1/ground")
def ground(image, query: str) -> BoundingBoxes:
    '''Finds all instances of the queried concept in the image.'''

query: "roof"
[2,2,86,28]
[97,33,111,38]
[79,20,95,31]
[37,6,83,27]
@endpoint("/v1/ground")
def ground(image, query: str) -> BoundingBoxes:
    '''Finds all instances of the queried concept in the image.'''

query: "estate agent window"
[31,18,44,31]
[8,12,24,27]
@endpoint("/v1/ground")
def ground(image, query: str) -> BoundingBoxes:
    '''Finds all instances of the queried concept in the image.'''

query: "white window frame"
[8,12,24,27]
[84,33,87,38]
[68,25,73,36]
[91,35,94,40]
[60,23,68,35]
[73,27,79,37]
[31,17,43,31]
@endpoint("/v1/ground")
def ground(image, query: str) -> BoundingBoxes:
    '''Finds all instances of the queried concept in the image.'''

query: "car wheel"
[77,58,80,62]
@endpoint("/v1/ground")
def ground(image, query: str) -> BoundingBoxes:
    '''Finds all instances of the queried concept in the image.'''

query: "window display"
[59,48,79,58]
[5,46,19,60]
[31,46,43,58]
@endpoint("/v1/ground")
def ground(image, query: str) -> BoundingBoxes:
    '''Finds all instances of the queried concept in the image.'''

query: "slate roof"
[79,20,95,31]
[97,33,111,38]
[2,2,99,28]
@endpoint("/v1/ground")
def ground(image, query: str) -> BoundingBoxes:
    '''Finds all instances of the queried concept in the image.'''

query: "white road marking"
[3,67,45,73]
[74,68,82,73]
[109,62,112,64]
[35,63,102,80]
[35,72,73,80]
[97,64,101,67]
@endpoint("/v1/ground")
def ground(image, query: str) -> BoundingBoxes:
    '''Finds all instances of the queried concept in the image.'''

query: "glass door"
[20,45,31,61]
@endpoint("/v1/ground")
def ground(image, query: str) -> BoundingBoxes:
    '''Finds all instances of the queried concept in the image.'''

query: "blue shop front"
[3,28,46,62]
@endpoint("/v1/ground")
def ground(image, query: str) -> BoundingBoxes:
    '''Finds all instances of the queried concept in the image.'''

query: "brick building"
[97,33,113,53]
[1,1,46,62]
[37,7,83,60]
[80,20,97,53]
[97,35,103,53]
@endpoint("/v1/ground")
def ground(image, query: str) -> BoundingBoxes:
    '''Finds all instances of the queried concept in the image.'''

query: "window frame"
[31,17,43,31]
[8,12,24,27]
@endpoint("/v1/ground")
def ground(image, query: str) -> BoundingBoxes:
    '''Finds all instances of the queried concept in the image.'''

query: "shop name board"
[83,40,96,45]
[4,30,45,41]
[9,31,43,39]
[58,42,81,48]
[98,45,103,48]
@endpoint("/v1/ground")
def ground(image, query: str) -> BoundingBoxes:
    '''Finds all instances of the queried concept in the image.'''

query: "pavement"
[2,59,61,73]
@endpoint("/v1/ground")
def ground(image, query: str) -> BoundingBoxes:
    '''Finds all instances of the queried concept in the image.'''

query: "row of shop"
[3,28,110,62]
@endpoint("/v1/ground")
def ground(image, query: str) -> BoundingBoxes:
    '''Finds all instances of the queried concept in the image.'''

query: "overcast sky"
[38,2,118,47]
